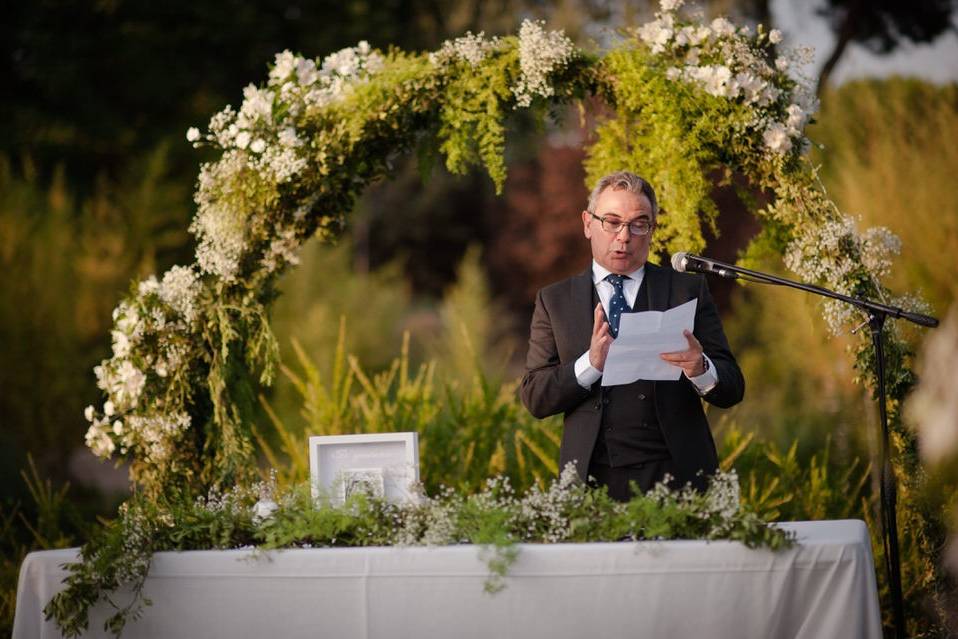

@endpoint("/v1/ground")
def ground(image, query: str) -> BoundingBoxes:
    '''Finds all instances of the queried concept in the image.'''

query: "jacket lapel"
[570,266,594,355]
[644,262,671,312]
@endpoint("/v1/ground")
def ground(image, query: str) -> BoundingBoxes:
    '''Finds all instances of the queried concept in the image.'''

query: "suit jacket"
[519,262,744,490]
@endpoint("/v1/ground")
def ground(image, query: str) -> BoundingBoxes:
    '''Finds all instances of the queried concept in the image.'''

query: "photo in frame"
[308,432,420,505]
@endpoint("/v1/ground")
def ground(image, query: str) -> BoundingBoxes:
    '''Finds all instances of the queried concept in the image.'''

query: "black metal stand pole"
[869,312,906,639]
[677,254,940,639]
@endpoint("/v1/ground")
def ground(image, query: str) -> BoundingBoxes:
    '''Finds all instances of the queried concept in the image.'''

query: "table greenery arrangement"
[51,0,942,635]
[45,466,793,636]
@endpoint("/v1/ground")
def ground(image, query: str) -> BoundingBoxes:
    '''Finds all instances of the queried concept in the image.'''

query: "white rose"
[769,29,783,44]
[235,131,251,150]
[250,139,266,154]
[186,127,201,142]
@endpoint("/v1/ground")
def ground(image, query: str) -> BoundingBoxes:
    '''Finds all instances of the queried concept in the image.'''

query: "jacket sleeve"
[693,275,745,409]
[519,288,591,418]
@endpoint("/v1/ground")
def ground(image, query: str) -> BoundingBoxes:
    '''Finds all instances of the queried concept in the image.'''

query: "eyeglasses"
[589,213,654,237]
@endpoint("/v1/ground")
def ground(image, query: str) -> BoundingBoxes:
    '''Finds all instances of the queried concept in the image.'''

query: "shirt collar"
[591,259,645,285]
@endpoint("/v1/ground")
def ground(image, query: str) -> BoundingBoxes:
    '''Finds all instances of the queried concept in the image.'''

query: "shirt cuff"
[686,354,719,395]
[574,351,602,389]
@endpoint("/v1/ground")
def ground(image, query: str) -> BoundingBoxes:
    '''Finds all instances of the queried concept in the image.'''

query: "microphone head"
[670,252,689,272]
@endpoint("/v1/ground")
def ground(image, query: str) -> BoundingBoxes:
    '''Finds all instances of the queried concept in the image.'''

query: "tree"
[815,0,956,94]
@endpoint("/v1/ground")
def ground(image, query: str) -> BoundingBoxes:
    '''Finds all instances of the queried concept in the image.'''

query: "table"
[14,519,881,639]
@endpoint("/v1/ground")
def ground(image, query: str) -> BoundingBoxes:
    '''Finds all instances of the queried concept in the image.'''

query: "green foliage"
[0,152,190,482]
[438,44,519,192]
[256,320,562,496]
[586,47,724,258]
[1,456,89,638]
[811,78,958,315]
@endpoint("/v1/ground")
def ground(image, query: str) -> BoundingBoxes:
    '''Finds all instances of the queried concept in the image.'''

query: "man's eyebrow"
[600,211,652,220]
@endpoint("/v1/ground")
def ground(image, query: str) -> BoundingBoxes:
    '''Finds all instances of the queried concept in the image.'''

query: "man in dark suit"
[520,171,744,500]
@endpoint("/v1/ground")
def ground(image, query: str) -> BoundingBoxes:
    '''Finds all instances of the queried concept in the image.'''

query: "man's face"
[582,187,655,275]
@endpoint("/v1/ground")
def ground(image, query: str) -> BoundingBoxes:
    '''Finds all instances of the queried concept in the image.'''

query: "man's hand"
[660,329,706,377]
[589,303,613,371]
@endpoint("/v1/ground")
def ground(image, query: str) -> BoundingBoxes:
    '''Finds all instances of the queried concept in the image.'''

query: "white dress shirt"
[574,260,719,393]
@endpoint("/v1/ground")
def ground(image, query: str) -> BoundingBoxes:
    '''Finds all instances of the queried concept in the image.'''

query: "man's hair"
[586,171,659,219]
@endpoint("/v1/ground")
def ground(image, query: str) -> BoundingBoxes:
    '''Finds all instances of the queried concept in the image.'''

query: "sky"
[772,0,958,85]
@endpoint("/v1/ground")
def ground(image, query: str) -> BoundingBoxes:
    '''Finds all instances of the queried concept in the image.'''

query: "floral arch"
[84,4,918,506]
[48,1,950,635]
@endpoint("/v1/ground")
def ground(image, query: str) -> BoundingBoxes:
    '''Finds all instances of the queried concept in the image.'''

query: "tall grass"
[0,150,190,492]
[811,79,958,316]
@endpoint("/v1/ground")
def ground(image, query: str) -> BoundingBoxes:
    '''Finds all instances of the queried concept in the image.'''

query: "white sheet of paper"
[601,298,698,386]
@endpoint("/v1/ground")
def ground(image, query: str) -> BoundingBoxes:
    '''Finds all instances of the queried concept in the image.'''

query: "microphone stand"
[689,257,938,639]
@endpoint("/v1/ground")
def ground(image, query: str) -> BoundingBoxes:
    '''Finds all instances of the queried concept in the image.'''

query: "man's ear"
[582,210,592,238]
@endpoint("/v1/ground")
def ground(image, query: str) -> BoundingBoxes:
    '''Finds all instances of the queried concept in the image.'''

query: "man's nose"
[615,224,631,240]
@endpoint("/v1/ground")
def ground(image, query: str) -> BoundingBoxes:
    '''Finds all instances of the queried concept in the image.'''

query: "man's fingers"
[683,329,702,350]
[592,304,605,335]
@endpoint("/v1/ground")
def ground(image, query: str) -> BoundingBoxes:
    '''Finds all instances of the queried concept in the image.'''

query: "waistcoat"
[590,276,671,468]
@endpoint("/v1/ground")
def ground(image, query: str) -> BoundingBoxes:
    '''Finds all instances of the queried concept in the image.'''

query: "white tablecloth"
[14,519,881,639]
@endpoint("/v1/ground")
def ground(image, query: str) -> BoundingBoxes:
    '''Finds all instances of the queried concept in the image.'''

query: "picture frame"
[308,432,420,505]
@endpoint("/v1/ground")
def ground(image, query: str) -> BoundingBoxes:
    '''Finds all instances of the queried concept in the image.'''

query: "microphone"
[670,252,739,279]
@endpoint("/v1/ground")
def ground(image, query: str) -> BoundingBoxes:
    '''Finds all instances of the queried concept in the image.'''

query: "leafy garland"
[46,467,793,636]
[64,0,939,634]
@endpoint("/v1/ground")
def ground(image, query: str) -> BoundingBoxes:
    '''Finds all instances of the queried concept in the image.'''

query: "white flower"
[659,0,683,12]
[191,152,249,282]
[429,31,499,66]
[250,138,266,154]
[235,131,251,150]
[731,72,766,103]
[238,84,273,128]
[186,127,201,142]
[710,17,735,38]
[269,50,297,84]
[84,405,95,421]
[137,276,160,296]
[278,127,302,148]
[775,56,789,71]
[113,420,124,436]
[763,122,792,153]
[860,226,902,277]
[705,470,741,521]
[116,361,146,407]
[768,29,783,44]
[637,16,674,54]
[159,265,202,323]
[785,103,807,133]
[703,65,732,96]
[85,421,115,458]
[111,330,131,358]
[295,57,318,86]
[104,400,115,417]
[253,498,279,523]
[513,20,576,108]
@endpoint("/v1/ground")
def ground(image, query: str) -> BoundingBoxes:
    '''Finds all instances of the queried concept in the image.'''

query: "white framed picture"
[308,432,420,505]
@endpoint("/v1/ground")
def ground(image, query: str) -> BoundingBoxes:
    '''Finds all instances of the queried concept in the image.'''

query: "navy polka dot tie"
[605,274,631,338]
